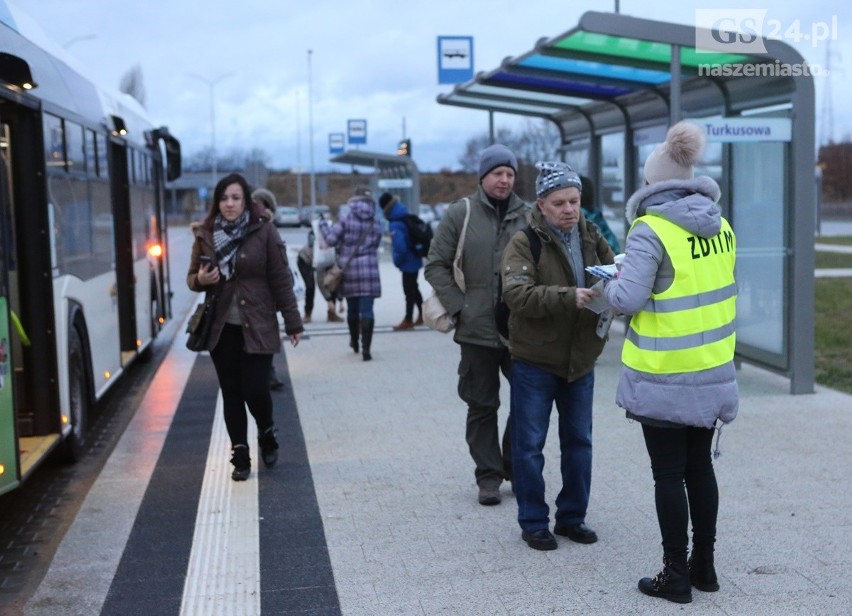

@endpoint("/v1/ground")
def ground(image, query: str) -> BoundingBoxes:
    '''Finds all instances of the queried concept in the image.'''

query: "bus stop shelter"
[331,149,420,211]
[437,11,815,394]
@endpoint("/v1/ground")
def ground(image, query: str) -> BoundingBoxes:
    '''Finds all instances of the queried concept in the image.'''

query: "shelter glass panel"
[601,132,626,247]
[731,142,785,357]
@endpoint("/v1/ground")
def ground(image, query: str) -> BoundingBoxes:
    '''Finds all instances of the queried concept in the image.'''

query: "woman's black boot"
[638,554,692,604]
[347,317,360,353]
[689,544,720,592]
[360,318,374,361]
[230,445,251,481]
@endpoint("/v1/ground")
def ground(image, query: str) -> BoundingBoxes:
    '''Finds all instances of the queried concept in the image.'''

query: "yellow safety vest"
[622,214,736,374]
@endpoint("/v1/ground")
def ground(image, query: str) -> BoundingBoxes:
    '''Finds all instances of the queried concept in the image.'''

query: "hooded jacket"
[186,204,303,353]
[319,195,383,298]
[501,207,614,380]
[603,176,739,429]
[424,185,530,347]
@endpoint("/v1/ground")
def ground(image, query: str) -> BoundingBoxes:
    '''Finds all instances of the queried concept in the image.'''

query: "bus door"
[108,140,139,366]
[0,101,62,494]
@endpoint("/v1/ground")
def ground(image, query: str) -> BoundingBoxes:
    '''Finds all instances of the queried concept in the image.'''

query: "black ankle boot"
[347,317,360,353]
[360,318,374,361]
[638,554,692,603]
[257,427,279,468]
[230,445,251,481]
[689,545,720,592]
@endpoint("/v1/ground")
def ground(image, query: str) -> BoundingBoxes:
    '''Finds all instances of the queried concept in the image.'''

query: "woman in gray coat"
[188,173,303,481]
[604,123,738,604]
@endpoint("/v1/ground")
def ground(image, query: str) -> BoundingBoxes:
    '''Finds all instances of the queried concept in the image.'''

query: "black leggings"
[641,424,719,557]
[402,271,423,320]
[210,324,275,447]
[297,257,315,316]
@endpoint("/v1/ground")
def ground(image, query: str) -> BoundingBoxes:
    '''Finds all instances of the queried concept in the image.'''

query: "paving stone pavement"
[288,253,852,615]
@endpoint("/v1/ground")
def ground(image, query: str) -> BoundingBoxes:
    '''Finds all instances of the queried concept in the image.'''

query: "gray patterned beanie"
[534,161,582,198]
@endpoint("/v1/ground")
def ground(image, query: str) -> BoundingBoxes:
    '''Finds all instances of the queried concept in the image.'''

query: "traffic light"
[396,138,411,157]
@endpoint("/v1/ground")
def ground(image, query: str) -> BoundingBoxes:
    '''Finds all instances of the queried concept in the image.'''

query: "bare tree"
[458,121,560,172]
[119,64,146,108]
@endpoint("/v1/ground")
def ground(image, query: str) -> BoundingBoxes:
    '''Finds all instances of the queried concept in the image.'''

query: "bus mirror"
[152,127,182,182]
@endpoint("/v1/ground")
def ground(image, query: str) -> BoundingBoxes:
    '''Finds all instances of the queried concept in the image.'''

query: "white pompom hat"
[644,121,707,184]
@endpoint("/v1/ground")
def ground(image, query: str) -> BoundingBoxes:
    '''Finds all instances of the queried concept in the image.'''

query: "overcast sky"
[10,0,851,173]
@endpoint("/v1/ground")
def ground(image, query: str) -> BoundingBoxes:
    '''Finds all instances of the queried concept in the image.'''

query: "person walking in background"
[579,175,620,254]
[188,173,304,481]
[379,192,424,330]
[603,121,738,604]
[296,228,316,323]
[501,162,614,551]
[425,144,531,506]
[319,186,382,361]
[251,187,287,391]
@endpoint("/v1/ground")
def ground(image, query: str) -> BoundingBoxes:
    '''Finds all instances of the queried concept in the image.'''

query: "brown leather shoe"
[413,314,424,326]
[392,319,415,331]
[303,313,312,324]
[327,310,343,323]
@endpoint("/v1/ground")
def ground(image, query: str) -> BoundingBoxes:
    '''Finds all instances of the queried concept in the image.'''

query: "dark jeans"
[346,296,375,320]
[510,362,594,532]
[210,324,275,447]
[458,342,512,487]
[401,271,423,320]
[641,424,719,557]
[297,256,315,316]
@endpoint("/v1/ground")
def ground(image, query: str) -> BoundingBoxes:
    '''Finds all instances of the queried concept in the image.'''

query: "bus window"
[43,114,64,169]
[95,133,109,179]
[86,130,97,177]
[65,121,85,174]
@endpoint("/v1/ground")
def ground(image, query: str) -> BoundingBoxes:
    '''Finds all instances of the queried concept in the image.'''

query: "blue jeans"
[346,296,375,320]
[511,360,594,532]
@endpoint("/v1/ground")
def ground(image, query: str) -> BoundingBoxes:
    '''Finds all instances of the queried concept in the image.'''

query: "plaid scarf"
[213,210,250,280]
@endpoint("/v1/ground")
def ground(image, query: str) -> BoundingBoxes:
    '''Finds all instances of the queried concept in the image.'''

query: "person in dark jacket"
[319,186,383,360]
[603,122,738,604]
[188,173,303,481]
[579,175,620,254]
[424,144,531,506]
[251,187,286,391]
[379,192,423,330]
[501,161,614,551]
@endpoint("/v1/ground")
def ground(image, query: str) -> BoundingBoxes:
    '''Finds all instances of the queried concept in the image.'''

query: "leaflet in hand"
[585,264,618,281]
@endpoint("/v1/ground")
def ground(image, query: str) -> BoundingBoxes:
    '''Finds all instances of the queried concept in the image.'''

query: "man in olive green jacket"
[425,144,531,506]
[501,161,613,551]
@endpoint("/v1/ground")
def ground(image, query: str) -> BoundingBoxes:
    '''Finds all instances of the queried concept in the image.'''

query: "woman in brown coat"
[187,173,303,481]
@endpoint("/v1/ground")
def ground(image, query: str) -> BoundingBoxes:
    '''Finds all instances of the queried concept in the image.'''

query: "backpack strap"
[522,226,542,264]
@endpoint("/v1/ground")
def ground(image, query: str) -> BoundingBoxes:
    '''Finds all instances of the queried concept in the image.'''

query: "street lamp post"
[307,50,316,217]
[187,72,234,193]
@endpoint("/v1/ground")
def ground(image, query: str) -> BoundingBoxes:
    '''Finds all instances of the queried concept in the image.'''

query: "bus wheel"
[63,328,88,463]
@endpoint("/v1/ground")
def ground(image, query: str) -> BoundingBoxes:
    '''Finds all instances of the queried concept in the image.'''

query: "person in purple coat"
[319,186,383,360]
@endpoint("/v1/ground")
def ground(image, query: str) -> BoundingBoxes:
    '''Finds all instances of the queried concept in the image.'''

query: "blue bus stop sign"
[438,36,474,84]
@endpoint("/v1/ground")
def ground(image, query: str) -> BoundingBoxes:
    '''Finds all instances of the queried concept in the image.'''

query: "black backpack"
[496,226,541,340]
[402,214,433,258]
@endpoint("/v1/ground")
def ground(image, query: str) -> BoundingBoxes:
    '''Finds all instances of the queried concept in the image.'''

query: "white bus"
[0,2,182,494]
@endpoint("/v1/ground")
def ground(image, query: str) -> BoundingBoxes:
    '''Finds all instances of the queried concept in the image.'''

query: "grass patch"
[815,235,852,246]
[814,277,852,394]
[815,251,852,268]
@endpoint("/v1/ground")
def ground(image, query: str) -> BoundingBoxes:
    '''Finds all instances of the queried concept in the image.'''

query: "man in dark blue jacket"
[380,192,424,330]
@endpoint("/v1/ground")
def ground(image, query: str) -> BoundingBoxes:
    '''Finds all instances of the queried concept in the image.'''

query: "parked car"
[300,204,331,226]
[418,204,436,224]
[273,206,301,227]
